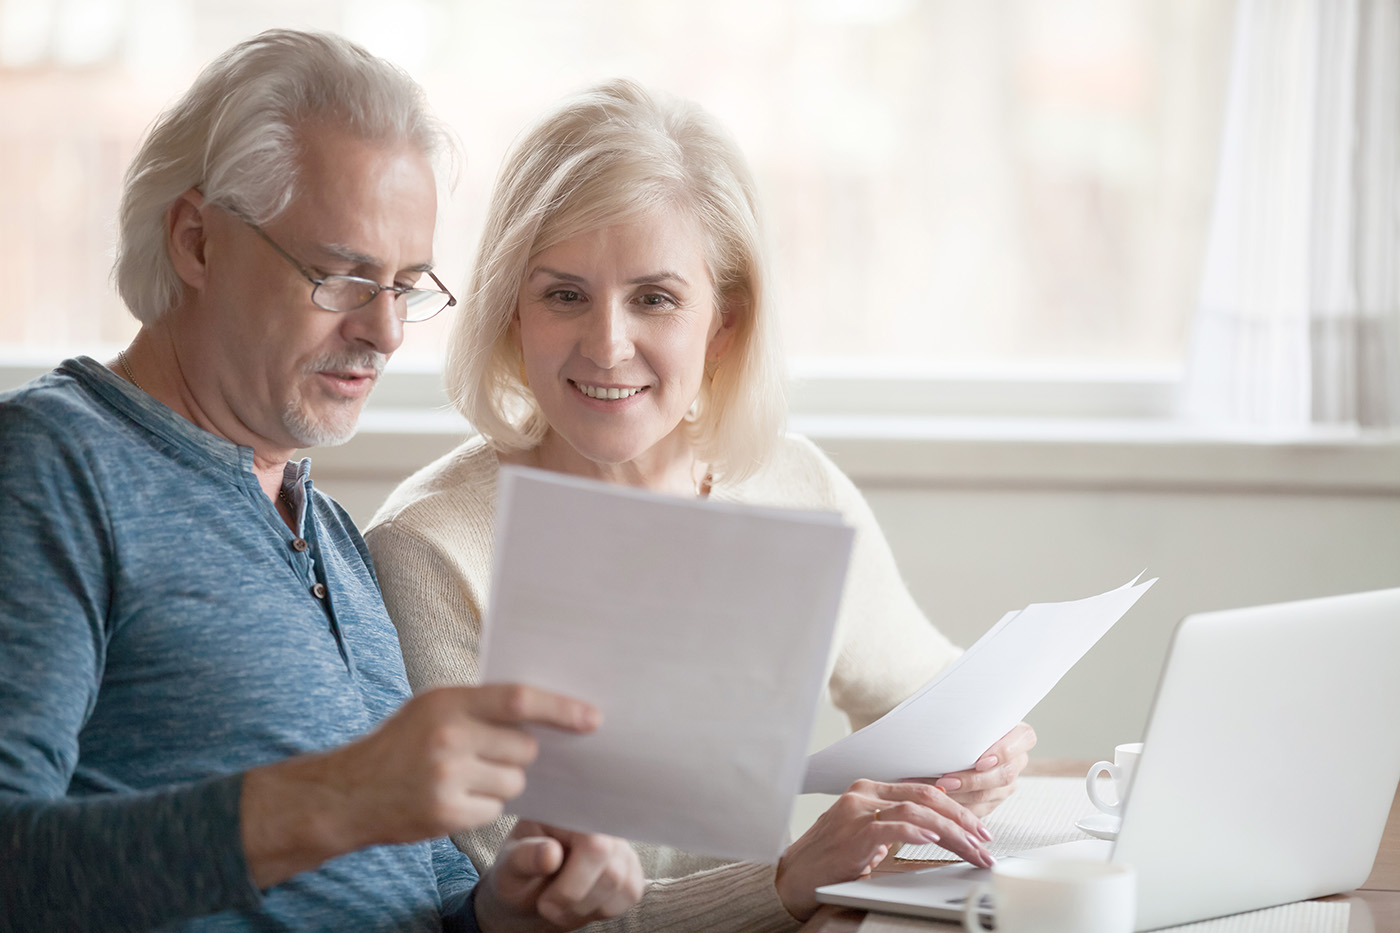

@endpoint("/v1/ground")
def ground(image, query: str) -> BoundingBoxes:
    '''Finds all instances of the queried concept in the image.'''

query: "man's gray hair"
[114,29,454,324]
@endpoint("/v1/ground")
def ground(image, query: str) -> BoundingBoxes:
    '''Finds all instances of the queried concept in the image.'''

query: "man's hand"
[930,722,1037,816]
[240,684,600,889]
[474,820,645,932]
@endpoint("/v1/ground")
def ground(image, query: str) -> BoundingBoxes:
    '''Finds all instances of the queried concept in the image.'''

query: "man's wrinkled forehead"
[275,123,440,268]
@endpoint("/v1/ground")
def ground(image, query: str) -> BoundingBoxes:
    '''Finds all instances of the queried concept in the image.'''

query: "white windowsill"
[6,357,1399,495]
[311,407,1400,496]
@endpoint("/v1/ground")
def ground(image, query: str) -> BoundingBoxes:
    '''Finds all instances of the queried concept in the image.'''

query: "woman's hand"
[773,779,995,921]
[931,722,1037,816]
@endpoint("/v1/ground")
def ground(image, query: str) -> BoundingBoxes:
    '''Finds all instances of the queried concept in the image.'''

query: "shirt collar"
[62,355,263,477]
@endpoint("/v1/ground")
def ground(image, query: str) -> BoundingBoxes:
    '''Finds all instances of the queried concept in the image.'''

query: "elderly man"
[0,29,641,932]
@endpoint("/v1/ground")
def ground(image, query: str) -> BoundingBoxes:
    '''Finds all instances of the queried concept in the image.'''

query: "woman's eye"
[547,289,582,304]
[639,292,674,309]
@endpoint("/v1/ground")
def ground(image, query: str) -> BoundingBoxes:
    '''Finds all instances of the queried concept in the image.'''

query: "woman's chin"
[538,416,697,477]
[563,433,692,477]
[542,433,644,471]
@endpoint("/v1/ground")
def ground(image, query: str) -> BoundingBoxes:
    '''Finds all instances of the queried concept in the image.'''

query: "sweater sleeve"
[365,518,512,869]
[0,403,262,930]
[794,437,962,732]
[579,861,799,933]
[367,511,801,933]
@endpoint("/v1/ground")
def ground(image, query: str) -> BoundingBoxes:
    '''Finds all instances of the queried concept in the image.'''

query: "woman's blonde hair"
[446,78,786,482]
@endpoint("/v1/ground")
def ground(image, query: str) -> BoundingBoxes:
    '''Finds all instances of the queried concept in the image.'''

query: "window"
[0,0,1233,396]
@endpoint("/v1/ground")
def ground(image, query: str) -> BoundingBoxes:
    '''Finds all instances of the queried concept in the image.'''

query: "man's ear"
[167,188,209,290]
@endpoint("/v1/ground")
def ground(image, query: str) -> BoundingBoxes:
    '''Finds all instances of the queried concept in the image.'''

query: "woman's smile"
[571,381,648,401]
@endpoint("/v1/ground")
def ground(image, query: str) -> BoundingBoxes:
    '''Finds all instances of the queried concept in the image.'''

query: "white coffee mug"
[1086,742,1143,817]
[962,858,1136,933]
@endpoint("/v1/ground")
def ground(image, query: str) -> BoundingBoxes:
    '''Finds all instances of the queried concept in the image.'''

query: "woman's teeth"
[577,384,642,400]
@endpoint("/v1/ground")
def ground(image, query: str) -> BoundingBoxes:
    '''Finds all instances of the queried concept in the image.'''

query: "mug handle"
[962,881,995,932]
[1085,760,1122,815]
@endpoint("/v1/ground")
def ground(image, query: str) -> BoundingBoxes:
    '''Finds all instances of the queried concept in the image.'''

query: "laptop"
[816,587,1400,930]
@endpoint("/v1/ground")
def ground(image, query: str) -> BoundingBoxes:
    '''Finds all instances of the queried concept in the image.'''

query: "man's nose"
[342,287,406,356]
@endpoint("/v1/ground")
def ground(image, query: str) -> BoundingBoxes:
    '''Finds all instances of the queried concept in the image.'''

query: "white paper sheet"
[804,575,1156,794]
[480,466,855,863]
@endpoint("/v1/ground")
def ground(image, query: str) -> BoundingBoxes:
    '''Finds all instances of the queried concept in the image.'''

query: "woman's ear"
[508,309,525,359]
[167,188,209,290]
[509,311,530,387]
[707,298,741,363]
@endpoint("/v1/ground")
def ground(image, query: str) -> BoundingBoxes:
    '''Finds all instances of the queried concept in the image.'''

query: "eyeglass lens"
[312,277,452,322]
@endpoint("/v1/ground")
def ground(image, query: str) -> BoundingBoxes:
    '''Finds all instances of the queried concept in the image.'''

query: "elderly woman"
[366,79,1034,929]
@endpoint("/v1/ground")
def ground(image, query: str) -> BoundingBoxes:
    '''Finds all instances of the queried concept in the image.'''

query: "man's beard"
[281,349,386,448]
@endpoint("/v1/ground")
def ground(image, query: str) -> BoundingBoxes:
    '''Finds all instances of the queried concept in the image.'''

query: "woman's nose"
[580,300,634,369]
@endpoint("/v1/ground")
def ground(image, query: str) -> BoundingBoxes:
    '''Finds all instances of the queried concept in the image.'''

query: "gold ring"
[873,808,882,822]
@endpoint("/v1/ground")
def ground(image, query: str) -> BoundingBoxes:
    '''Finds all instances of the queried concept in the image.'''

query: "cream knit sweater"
[365,434,960,932]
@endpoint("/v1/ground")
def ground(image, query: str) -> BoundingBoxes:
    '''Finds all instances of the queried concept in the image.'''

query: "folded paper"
[804,575,1156,794]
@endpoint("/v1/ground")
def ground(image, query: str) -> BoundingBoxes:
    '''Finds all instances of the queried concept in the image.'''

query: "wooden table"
[801,759,1400,932]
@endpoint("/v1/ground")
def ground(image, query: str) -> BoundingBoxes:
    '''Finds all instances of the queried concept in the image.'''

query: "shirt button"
[310,582,328,599]
[290,538,309,552]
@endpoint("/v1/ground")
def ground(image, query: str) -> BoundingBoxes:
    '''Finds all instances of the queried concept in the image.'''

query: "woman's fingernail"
[920,829,942,844]
[936,777,961,791]
[977,756,998,771]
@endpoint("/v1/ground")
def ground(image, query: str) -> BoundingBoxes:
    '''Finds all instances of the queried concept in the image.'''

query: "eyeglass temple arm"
[425,270,457,307]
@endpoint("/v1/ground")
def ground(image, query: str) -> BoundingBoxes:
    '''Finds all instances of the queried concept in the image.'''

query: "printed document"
[803,575,1156,793]
[480,466,855,862]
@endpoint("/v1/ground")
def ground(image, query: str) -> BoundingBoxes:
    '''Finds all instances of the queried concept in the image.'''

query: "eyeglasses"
[236,215,456,323]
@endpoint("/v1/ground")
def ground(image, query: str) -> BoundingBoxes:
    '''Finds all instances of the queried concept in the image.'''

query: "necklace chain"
[116,349,142,392]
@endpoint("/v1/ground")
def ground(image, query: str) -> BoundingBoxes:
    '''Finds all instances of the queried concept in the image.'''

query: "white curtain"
[1184,0,1400,431]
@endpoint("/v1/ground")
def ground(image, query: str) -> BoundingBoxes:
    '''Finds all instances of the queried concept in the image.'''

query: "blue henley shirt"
[0,357,480,931]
